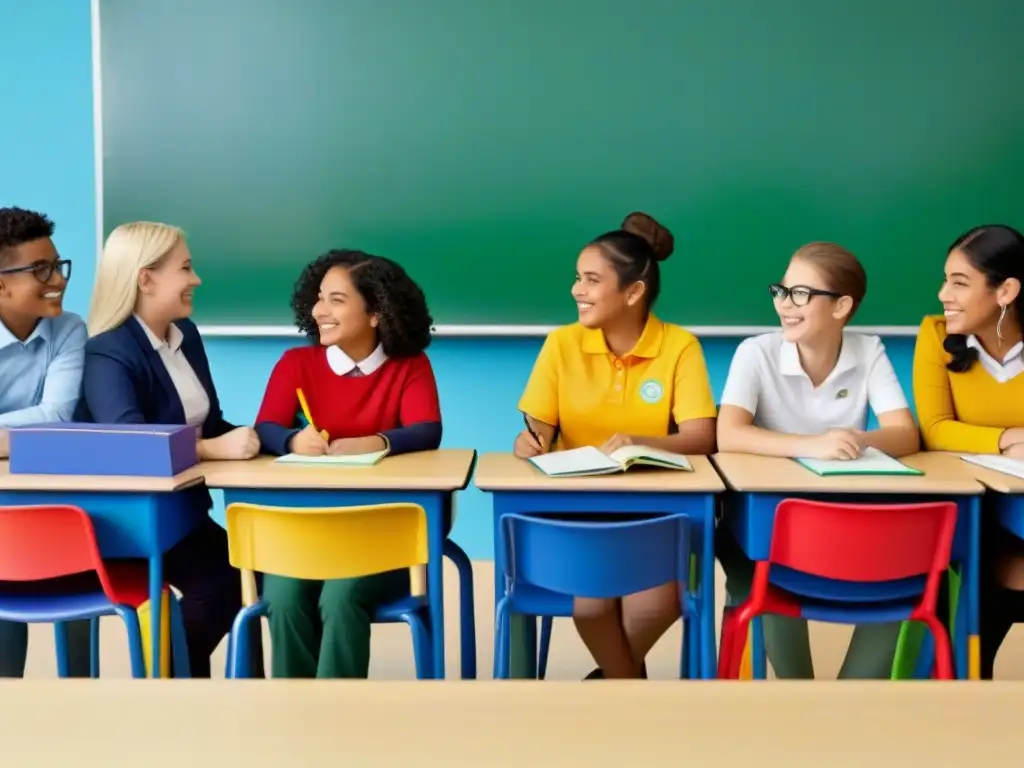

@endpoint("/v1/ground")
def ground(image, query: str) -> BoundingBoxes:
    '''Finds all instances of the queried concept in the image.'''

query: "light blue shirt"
[0,312,87,427]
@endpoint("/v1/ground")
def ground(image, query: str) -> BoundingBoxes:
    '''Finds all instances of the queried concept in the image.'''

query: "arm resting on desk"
[637,417,716,455]
[856,409,920,457]
[380,421,442,456]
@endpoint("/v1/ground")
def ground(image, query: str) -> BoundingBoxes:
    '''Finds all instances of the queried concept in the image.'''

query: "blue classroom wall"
[3,0,919,559]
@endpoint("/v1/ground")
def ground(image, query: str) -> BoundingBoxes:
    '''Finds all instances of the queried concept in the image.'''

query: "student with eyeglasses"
[0,206,91,677]
[716,242,919,679]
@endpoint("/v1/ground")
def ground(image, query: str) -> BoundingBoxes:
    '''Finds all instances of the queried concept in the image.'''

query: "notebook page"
[611,444,692,469]
[961,453,1024,480]
[796,447,917,475]
[275,449,388,466]
[530,446,621,475]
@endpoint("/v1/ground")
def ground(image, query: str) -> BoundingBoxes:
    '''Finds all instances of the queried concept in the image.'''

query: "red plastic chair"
[0,505,189,678]
[718,499,957,680]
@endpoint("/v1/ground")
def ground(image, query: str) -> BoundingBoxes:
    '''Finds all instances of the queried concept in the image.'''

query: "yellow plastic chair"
[223,501,434,678]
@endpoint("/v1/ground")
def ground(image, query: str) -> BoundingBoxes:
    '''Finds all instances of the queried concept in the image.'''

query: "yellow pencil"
[296,388,329,441]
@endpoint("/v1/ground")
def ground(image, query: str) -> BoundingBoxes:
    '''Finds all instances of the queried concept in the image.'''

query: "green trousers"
[263,569,411,678]
[0,619,92,677]
[717,530,900,679]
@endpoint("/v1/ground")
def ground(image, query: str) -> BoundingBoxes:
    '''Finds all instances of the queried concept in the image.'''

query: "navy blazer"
[74,316,236,508]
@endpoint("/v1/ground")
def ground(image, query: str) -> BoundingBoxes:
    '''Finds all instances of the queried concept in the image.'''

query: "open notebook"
[274,449,388,467]
[794,447,923,477]
[528,445,692,478]
[961,453,1024,480]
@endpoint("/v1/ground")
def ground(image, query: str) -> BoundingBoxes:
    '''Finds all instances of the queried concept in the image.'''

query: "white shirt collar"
[0,317,50,350]
[326,343,387,376]
[966,335,1024,383]
[778,334,858,380]
[135,314,184,353]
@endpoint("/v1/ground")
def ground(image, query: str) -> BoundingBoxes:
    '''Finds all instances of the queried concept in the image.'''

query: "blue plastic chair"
[493,513,699,679]
[0,504,190,678]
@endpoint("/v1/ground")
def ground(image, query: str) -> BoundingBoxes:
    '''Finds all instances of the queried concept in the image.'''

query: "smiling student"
[913,224,1024,678]
[255,249,441,678]
[716,242,919,679]
[513,212,717,680]
[0,206,91,677]
[77,222,262,677]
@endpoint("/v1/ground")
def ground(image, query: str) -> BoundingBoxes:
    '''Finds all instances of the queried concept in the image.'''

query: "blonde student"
[913,224,1024,678]
[716,242,919,679]
[514,212,717,680]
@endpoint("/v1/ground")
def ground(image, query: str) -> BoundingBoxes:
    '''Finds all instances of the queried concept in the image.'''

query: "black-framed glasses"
[0,259,72,284]
[768,283,841,307]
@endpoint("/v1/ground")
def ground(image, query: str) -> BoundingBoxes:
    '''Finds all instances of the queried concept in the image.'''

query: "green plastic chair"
[890,568,960,679]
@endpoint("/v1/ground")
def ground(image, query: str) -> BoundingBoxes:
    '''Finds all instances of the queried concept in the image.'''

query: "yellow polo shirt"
[519,315,717,449]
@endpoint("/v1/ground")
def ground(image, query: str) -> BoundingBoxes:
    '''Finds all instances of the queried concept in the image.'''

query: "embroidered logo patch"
[836,388,849,399]
[639,379,664,404]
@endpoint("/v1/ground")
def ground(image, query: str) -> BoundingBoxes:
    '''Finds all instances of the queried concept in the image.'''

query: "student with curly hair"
[0,206,90,677]
[255,249,441,678]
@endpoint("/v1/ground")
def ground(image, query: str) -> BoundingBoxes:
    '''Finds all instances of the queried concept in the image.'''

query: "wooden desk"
[475,453,722,680]
[201,449,478,680]
[199,449,476,491]
[956,453,1024,541]
[712,451,984,680]
[0,460,209,676]
[2,680,1018,766]
[0,459,204,493]
[474,452,725,493]
[711,451,984,495]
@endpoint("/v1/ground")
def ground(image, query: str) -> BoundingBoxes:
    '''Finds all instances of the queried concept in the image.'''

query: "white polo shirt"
[720,331,908,434]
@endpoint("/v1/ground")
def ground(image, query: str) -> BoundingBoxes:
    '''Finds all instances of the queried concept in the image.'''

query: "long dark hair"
[944,225,1024,373]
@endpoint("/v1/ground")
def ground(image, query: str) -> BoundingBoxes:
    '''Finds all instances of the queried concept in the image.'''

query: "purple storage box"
[8,423,199,478]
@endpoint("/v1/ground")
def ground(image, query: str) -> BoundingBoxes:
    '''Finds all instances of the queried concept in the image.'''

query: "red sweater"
[254,347,442,455]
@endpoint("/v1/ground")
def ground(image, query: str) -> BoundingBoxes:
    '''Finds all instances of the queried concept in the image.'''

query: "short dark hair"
[943,225,1024,373]
[588,212,674,308]
[0,207,55,267]
[290,249,434,357]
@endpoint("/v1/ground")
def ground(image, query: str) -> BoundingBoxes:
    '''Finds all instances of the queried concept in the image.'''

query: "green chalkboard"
[100,0,1024,327]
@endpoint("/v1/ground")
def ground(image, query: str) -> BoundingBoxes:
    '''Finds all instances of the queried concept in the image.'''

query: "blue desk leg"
[148,553,163,678]
[698,497,717,678]
[427,496,447,679]
[966,495,981,680]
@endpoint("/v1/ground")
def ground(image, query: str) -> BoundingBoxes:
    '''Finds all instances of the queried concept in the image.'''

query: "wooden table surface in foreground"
[474,452,725,492]
[712,451,984,495]
[199,449,477,491]
[0,680,1017,766]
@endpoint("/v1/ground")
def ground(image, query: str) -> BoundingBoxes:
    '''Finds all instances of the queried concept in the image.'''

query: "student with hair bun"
[913,224,1024,678]
[513,212,718,679]
[716,242,919,679]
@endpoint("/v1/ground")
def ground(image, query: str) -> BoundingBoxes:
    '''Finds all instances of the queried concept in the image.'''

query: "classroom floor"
[21,561,1024,679]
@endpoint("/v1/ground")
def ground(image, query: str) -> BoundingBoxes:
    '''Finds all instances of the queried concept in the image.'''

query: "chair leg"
[718,607,737,679]
[493,597,512,680]
[404,611,434,680]
[750,616,767,680]
[725,614,753,680]
[924,615,955,681]
[54,622,70,679]
[538,616,553,680]
[113,606,147,679]
[227,605,266,679]
[168,594,191,678]
[89,618,101,678]
[443,540,477,680]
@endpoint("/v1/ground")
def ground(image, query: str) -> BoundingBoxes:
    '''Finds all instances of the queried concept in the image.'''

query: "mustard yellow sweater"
[913,315,1024,453]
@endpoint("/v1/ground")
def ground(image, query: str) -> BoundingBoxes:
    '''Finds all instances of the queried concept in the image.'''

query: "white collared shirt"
[720,331,908,434]
[326,344,387,377]
[135,315,210,433]
[966,335,1024,384]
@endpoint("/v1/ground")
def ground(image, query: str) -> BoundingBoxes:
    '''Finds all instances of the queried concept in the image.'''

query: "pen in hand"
[523,413,545,451]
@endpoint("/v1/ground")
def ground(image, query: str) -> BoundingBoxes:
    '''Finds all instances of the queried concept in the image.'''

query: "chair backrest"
[501,513,691,599]
[768,499,958,583]
[225,502,429,587]
[0,505,104,582]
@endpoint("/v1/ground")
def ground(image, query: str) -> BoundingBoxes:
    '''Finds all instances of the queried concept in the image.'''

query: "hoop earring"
[997,303,1008,349]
